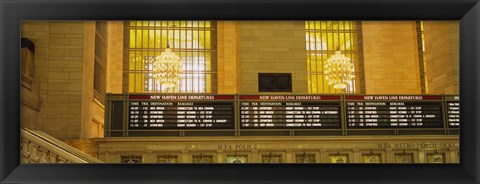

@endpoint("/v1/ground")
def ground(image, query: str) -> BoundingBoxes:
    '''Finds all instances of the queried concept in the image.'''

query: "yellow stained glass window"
[305,21,361,94]
[125,21,216,93]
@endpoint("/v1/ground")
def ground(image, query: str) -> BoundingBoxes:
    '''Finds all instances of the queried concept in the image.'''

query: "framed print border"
[1,0,479,183]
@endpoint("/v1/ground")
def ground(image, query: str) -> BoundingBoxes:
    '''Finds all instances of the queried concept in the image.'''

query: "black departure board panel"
[128,95,235,129]
[345,95,443,128]
[445,95,460,128]
[105,94,460,137]
[239,95,341,128]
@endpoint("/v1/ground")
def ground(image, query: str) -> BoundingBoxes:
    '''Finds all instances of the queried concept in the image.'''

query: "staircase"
[20,128,103,163]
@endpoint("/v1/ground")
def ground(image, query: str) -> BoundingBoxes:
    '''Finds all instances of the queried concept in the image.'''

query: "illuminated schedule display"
[445,95,460,128]
[345,95,443,128]
[239,95,342,128]
[105,94,460,137]
[128,95,235,129]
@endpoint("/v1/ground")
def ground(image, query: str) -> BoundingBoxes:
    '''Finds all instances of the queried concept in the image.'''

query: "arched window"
[305,21,364,94]
[124,21,217,93]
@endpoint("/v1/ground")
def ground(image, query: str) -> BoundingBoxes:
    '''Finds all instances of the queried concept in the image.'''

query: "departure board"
[128,95,235,129]
[239,95,341,128]
[445,95,460,128]
[345,95,443,128]
[106,94,460,137]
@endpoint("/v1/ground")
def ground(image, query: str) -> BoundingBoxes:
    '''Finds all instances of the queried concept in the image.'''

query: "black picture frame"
[1,0,479,183]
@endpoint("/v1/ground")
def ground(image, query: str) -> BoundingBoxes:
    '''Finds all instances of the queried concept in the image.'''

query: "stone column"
[251,149,259,163]
[449,148,459,163]
[423,21,459,94]
[285,150,293,163]
[385,148,394,163]
[181,150,190,163]
[352,149,361,163]
[143,151,155,163]
[318,149,326,163]
[216,150,225,163]
[417,149,425,163]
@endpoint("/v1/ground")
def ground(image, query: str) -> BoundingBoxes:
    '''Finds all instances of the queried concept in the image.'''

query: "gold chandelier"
[152,44,182,89]
[324,21,354,90]
[324,48,354,89]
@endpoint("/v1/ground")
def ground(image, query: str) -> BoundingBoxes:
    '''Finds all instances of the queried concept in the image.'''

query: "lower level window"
[121,155,142,163]
[157,154,178,163]
[362,154,381,163]
[295,153,315,163]
[262,153,282,163]
[328,154,348,163]
[192,154,213,163]
[227,155,247,163]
